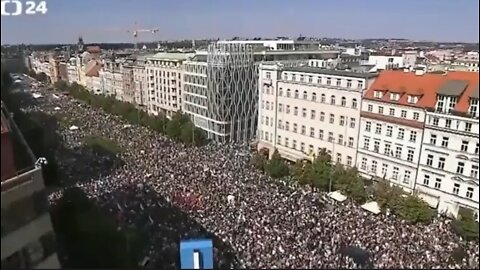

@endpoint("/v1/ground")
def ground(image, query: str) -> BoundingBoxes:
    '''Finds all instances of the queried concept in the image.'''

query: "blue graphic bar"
[180,239,213,269]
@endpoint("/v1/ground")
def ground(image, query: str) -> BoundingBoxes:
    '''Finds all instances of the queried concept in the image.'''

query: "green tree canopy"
[265,149,290,178]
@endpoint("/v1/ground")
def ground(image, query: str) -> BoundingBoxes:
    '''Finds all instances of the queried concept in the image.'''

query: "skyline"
[1,0,479,45]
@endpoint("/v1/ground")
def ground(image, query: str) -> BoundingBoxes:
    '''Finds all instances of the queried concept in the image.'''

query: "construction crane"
[127,21,159,50]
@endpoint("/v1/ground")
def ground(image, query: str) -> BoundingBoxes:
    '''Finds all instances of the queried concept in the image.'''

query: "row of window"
[364,121,418,142]
[428,116,475,132]
[360,157,413,185]
[260,131,354,166]
[435,95,479,118]
[425,154,479,178]
[362,137,417,162]
[428,133,480,154]
[264,88,359,109]
[366,103,421,121]
[423,175,475,199]
[280,72,364,89]
[372,90,420,104]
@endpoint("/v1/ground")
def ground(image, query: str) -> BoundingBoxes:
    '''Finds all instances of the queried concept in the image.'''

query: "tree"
[166,118,182,139]
[54,80,69,91]
[36,72,48,82]
[265,149,289,178]
[333,167,368,203]
[180,121,195,144]
[451,208,479,241]
[395,195,434,223]
[250,153,267,172]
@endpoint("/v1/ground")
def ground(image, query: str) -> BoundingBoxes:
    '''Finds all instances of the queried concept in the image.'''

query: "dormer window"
[469,98,479,118]
[407,95,419,104]
[436,95,457,113]
[373,91,383,99]
[390,93,400,101]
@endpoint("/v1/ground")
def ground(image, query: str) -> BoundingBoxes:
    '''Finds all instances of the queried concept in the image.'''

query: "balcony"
[263,78,272,86]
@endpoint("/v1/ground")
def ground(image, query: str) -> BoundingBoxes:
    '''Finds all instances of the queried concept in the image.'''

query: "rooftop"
[147,52,194,61]
[282,66,378,79]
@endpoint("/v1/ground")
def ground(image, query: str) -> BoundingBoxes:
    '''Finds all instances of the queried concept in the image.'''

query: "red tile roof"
[364,70,479,113]
[86,46,101,54]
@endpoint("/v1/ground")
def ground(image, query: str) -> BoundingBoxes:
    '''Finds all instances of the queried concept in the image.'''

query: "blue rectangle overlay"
[180,239,213,269]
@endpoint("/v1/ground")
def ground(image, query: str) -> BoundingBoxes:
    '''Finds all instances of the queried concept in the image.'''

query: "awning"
[328,191,347,202]
[419,194,439,208]
[361,201,381,214]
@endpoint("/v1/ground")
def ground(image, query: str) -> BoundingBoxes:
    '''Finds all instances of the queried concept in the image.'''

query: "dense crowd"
[24,83,478,269]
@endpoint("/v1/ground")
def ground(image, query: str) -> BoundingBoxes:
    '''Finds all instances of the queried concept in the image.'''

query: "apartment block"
[145,53,192,118]
[257,63,377,165]
[1,104,60,269]
[416,74,479,219]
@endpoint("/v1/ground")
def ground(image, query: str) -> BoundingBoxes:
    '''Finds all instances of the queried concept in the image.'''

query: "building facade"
[145,53,192,117]
[1,104,60,269]
[183,44,258,142]
[257,64,376,165]
[102,59,124,98]
[416,74,479,219]
[132,57,148,110]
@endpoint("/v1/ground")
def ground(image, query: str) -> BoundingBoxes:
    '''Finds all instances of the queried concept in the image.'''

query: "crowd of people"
[25,83,478,269]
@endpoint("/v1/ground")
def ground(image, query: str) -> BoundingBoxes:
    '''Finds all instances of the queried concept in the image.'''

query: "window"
[348,137,354,147]
[321,94,326,103]
[294,106,298,116]
[329,114,335,124]
[286,89,291,97]
[441,137,449,148]
[292,74,296,81]
[310,127,315,137]
[466,187,474,199]
[363,137,370,149]
[312,93,317,101]
[328,132,334,142]
[361,158,367,170]
[320,112,325,122]
[367,104,373,112]
[476,143,479,155]
[469,98,479,117]
[438,157,445,169]
[326,77,331,85]
[301,125,306,135]
[302,108,307,118]
[430,134,437,145]
[398,128,405,140]
[330,95,336,105]
[453,183,460,195]
[350,118,356,128]
[347,80,352,88]
[300,142,305,152]
[407,95,419,104]
[365,121,371,132]
[374,141,380,153]
[390,93,400,101]
[413,112,420,120]
[434,178,441,189]
[352,99,357,109]
[378,106,384,114]
[285,121,290,131]
[445,119,452,128]
[278,119,282,129]
[465,122,472,132]
[319,129,324,140]
[401,110,407,118]
[265,117,269,126]
[265,72,271,79]
[403,171,411,184]
[374,91,383,98]
[336,79,341,87]
[308,76,313,83]
[317,77,322,84]
[371,160,378,173]
[286,105,291,114]
[395,146,402,159]
[358,81,364,89]
[300,75,304,82]
[341,97,346,106]
[386,126,393,137]
[279,88,283,96]
[375,124,382,134]
[347,156,352,166]
[265,101,269,110]
[457,162,465,175]
[381,163,388,177]
[407,149,414,162]
[303,91,308,100]
[278,103,283,112]
[293,123,298,133]
[471,165,479,178]
[384,143,391,155]
[294,90,299,99]
[311,110,316,119]
[285,137,289,147]
[336,153,342,163]
[340,116,345,126]
[426,154,433,166]
[277,135,281,144]
[423,175,430,186]
[432,117,439,126]
[409,131,417,143]
[389,108,395,116]
[392,167,399,180]
[461,141,469,152]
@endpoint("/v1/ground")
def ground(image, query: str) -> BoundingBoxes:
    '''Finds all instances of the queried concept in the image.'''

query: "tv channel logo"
[180,239,213,270]
[1,0,48,16]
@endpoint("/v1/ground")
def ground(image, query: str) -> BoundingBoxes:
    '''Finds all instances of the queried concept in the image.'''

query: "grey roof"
[282,66,378,79]
[471,84,479,99]
[437,80,469,96]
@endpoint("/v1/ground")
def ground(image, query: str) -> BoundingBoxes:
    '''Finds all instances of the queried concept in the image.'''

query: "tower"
[77,36,85,53]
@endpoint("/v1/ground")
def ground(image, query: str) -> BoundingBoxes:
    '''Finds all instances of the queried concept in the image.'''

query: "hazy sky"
[1,0,479,44]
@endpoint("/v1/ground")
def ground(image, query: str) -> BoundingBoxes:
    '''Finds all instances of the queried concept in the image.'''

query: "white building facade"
[416,77,479,219]
[257,64,377,165]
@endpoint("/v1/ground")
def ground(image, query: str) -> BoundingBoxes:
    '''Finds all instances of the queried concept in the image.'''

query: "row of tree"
[55,81,208,146]
[250,147,478,241]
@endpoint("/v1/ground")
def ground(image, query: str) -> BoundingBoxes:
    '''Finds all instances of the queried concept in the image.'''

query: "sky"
[1,0,479,44]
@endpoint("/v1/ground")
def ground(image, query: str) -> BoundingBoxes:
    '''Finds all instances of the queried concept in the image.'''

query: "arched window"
[312,93,317,101]
[303,91,308,100]
[294,90,299,99]
[287,89,291,97]
[330,95,336,105]
[341,97,346,106]
[321,94,326,103]
[352,98,358,109]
